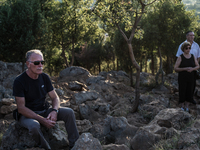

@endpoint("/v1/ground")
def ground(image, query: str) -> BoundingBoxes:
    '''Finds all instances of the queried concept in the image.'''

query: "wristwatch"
[52,108,59,113]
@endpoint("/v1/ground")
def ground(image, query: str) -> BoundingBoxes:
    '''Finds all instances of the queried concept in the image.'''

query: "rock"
[71,133,102,150]
[91,115,138,146]
[76,119,93,134]
[99,70,130,86]
[152,85,171,94]
[109,116,138,145]
[68,81,87,91]
[108,98,132,117]
[177,128,200,149]
[0,104,17,115]
[150,108,193,130]
[130,127,161,150]
[55,88,65,96]
[0,98,15,105]
[73,91,99,105]
[0,85,6,99]
[79,103,102,121]
[58,66,92,83]
[0,122,69,150]
[0,119,12,133]
[102,144,129,150]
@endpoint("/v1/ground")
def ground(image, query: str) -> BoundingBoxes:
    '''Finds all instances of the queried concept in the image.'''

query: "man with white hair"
[13,49,79,150]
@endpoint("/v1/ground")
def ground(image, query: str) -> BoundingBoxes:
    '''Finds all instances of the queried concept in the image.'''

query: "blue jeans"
[19,107,79,150]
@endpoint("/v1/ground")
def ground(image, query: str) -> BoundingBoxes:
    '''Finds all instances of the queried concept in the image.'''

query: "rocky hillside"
[1,61,200,150]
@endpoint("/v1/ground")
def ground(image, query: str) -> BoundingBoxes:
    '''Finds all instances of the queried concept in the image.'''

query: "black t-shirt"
[13,72,54,111]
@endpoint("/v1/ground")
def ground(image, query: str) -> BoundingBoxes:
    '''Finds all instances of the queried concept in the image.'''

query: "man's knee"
[58,107,75,120]
[28,120,40,135]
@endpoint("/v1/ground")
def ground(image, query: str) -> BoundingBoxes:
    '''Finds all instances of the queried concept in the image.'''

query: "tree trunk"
[114,0,156,113]
[61,44,69,67]
[127,43,140,112]
[107,62,109,72]
[145,57,147,73]
[130,66,133,87]
[98,61,101,73]
[170,56,174,74]
[113,58,115,71]
[155,46,164,85]
[70,39,75,67]
[151,49,154,75]
[117,58,119,71]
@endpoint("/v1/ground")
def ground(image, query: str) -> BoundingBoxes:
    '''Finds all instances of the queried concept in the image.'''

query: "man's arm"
[16,96,56,128]
[176,44,183,57]
[47,90,60,121]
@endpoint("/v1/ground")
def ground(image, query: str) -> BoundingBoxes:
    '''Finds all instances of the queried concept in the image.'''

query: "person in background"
[174,42,199,112]
[176,31,200,104]
[13,49,79,150]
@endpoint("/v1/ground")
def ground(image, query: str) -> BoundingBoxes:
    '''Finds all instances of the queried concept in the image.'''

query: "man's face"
[186,32,195,43]
[27,53,44,75]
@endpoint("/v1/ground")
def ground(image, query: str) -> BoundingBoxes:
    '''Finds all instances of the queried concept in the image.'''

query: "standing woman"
[174,42,199,112]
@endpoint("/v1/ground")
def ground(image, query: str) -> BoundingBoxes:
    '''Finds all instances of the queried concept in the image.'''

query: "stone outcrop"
[1,61,200,150]
[0,122,68,150]
[71,133,102,150]
[0,98,17,119]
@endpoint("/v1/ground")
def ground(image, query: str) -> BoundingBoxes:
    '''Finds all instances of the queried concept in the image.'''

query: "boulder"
[130,127,161,150]
[98,70,130,86]
[73,91,99,105]
[0,122,69,150]
[72,133,102,150]
[102,144,129,150]
[0,104,17,115]
[0,98,15,105]
[150,108,193,130]
[58,66,92,83]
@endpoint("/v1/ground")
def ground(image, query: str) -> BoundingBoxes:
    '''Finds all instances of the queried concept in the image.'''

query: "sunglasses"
[28,61,45,65]
[185,47,191,50]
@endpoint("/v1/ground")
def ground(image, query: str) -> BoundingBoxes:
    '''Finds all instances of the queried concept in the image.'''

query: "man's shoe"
[191,99,197,105]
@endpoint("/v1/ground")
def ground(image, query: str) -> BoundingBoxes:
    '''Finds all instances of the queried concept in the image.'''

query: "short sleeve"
[13,79,25,97]
[43,73,54,93]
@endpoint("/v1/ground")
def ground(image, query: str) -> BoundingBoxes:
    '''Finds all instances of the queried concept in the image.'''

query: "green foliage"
[44,48,65,76]
[0,0,48,67]
[76,35,114,72]
[46,0,102,67]
[141,0,199,74]
[113,23,131,72]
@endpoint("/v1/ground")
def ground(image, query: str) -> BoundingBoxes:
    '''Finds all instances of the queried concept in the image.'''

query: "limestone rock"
[0,122,69,150]
[71,133,102,150]
[102,144,129,150]
[0,104,17,115]
[0,98,15,105]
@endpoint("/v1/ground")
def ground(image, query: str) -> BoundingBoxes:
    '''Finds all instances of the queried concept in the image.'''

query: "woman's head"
[181,42,191,52]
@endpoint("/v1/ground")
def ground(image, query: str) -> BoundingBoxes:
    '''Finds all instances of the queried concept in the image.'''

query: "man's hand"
[43,118,56,129]
[47,111,57,122]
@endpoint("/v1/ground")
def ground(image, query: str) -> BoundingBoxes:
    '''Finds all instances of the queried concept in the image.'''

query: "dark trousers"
[178,75,194,103]
[19,107,79,150]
